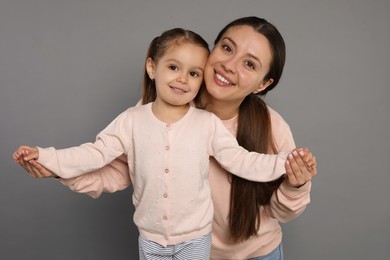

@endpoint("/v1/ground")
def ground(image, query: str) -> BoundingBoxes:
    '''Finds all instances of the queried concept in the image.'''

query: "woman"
[18,17,316,259]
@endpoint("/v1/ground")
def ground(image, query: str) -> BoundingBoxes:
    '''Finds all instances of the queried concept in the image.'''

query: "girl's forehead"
[159,42,208,66]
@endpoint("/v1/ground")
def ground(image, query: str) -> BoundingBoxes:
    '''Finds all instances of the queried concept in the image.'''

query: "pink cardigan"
[37,103,288,247]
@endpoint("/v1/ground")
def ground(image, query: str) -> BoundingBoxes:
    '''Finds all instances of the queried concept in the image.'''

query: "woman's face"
[204,25,274,104]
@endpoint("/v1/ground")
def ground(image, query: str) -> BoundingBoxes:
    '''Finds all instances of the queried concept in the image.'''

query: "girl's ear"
[252,78,274,94]
[146,57,155,80]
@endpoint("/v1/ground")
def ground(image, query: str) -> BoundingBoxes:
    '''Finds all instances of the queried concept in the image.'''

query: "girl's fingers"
[23,148,39,161]
[13,146,35,162]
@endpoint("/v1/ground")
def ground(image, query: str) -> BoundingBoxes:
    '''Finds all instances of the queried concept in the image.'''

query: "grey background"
[1,0,389,259]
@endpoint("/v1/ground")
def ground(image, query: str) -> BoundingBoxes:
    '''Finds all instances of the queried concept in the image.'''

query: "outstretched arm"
[209,114,291,182]
[13,148,131,198]
[59,154,131,198]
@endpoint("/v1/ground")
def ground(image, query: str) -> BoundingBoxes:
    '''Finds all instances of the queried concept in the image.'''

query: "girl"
[14,28,311,260]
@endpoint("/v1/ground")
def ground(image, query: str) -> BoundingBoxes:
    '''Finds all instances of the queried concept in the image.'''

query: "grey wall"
[1,0,389,259]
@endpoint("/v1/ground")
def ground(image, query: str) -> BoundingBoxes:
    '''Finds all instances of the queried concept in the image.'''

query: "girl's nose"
[177,73,188,84]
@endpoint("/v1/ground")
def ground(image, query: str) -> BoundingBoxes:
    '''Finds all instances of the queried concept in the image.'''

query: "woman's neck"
[151,100,190,124]
[201,91,240,120]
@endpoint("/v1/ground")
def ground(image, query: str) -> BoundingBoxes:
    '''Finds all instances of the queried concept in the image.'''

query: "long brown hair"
[215,17,287,242]
[142,28,209,104]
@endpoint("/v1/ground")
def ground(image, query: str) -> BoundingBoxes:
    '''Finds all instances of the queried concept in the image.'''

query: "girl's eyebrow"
[222,36,263,68]
[165,58,205,72]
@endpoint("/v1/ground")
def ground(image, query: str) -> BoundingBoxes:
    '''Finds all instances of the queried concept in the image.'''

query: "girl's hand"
[285,148,317,188]
[13,145,56,178]
[13,145,39,163]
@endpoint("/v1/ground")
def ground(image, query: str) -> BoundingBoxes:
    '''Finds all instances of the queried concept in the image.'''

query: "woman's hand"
[285,148,317,188]
[13,145,56,178]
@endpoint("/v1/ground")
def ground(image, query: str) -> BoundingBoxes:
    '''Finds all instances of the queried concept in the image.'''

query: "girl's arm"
[16,108,132,179]
[41,109,132,178]
[14,149,131,198]
[209,113,290,182]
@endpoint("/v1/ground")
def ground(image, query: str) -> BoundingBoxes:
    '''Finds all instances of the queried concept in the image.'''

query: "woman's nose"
[221,57,237,74]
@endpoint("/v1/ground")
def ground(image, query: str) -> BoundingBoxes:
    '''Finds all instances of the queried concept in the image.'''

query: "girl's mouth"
[170,86,187,94]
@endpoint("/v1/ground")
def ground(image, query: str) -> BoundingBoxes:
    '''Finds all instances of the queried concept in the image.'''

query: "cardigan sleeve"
[208,113,290,182]
[58,154,131,198]
[37,109,133,179]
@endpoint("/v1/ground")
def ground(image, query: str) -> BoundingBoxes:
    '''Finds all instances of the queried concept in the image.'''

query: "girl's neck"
[151,101,190,124]
[201,91,240,121]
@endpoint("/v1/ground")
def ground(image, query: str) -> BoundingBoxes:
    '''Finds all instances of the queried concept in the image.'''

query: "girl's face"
[204,25,274,105]
[146,42,208,107]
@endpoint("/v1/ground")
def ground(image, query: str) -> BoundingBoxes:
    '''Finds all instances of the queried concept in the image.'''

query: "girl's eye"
[190,71,200,78]
[169,65,178,71]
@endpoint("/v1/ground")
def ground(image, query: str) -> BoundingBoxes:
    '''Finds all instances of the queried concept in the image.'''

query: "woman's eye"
[222,44,232,53]
[245,61,256,70]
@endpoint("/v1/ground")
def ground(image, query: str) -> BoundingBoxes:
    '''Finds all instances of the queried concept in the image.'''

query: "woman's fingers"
[285,149,313,187]
[285,160,298,186]
[29,160,55,178]
[17,156,53,178]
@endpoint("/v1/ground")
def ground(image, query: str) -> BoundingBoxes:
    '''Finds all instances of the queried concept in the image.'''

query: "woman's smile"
[214,70,235,87]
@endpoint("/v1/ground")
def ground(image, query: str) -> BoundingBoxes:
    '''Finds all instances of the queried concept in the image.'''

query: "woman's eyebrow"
[222,36,236,48]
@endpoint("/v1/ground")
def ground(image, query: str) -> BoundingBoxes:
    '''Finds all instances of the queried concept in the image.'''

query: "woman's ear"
[146,57,155,80]
[252,78,274,94]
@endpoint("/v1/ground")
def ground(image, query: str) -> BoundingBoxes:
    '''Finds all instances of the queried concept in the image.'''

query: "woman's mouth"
[214,71,234,87]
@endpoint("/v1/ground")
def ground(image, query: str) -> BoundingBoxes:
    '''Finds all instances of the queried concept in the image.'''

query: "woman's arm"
[265,107,317,222]
[59,154,131,198]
